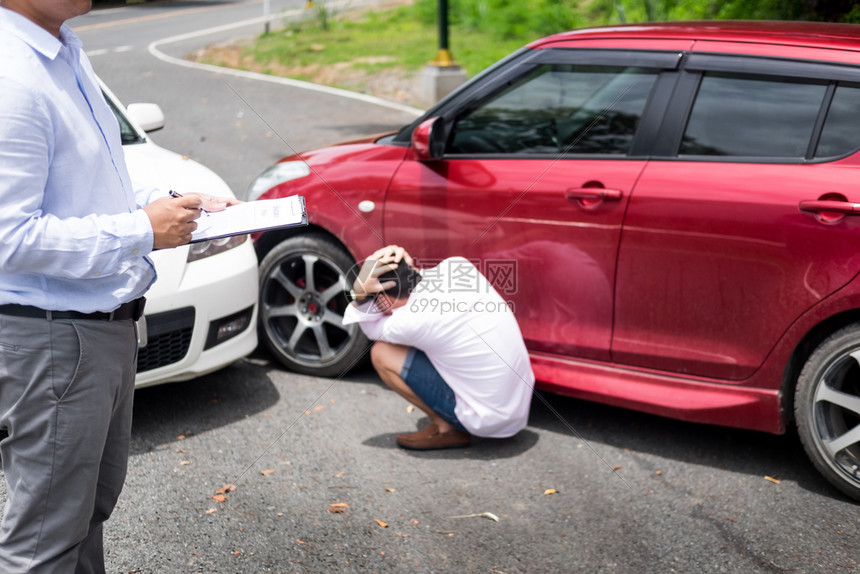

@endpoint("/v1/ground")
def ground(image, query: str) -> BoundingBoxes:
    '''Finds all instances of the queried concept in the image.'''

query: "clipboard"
[190,195,307,243]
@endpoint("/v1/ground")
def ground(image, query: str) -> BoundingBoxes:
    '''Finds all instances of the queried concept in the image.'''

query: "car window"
[448,64,659,156]
[680,73,827,158]
[815,83,860,159]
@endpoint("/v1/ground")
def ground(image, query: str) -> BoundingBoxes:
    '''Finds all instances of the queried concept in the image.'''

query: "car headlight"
[187,234,248,262]
[247,161,311,201]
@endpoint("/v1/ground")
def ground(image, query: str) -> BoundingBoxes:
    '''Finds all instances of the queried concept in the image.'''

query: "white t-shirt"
[343,257,534,438]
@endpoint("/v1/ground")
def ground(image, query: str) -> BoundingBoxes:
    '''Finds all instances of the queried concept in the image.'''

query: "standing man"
[344,246,534,449]
[0,1,236,571]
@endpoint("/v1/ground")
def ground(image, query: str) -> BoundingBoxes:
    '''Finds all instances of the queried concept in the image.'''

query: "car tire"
[258,234,369,377]
[795,324,860,502]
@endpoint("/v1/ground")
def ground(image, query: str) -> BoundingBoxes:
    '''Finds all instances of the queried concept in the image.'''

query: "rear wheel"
[795,324,860,501]
[258,235,368,377]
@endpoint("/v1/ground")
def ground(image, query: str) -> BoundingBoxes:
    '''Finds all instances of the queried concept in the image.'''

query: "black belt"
[0,298,146,321]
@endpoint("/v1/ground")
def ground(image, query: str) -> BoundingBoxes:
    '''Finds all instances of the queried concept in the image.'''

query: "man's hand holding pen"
[168,189,241,215]
[144,190,241,249]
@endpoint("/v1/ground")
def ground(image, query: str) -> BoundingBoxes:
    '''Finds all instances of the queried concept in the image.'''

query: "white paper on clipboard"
[190,195,307,243]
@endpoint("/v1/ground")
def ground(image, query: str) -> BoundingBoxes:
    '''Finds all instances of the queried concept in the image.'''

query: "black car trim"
[686,53,860,83]
[630,70,681,157]
[526,48,684,70]
[650,68,701,158]
[807,82,838,159]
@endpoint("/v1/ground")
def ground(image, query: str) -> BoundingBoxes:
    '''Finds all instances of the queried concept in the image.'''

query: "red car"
[249,21,860,501]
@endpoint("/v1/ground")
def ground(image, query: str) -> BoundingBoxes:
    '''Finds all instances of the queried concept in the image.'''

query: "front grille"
[136,307,195,373]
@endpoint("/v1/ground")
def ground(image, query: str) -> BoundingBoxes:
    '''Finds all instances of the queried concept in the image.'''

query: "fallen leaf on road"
[216,484,237,495]
[296,540,307,545]
[543,488,557,495]
[180,461,190,466]
[328,503,349,514]
[212,494,227,503]
[260,468,276,476]
[612,465,622,472]
[385,488,396,493]
[205,508,217,514]
[447,512,499,522]
[376,519,388,528]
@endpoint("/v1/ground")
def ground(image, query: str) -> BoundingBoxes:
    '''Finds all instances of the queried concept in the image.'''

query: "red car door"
[384,49,680,361]
[613,51,860,380]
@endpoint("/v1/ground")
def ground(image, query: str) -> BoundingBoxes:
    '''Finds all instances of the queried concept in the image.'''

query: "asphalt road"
[73,0,422,198]
[2,2,858,573]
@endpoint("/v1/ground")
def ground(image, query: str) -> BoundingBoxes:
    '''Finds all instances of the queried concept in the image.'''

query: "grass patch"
[257,2,528,76]
[191,1,532,106]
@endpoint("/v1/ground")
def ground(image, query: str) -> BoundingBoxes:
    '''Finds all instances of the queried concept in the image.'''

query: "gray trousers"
[0,315,137,573]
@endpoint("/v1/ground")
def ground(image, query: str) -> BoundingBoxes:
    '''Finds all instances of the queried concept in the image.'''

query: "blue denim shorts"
[400,348,466,432]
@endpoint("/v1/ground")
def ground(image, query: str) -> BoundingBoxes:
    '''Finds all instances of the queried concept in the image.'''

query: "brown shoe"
[396,423,471,450]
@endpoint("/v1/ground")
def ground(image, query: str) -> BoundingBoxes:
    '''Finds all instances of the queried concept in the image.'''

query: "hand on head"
[368,244,414,268]
[353,245,415,300]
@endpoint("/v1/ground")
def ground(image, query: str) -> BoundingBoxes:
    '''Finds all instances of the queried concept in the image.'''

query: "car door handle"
[565,188,624,201]
[798,200,860,215]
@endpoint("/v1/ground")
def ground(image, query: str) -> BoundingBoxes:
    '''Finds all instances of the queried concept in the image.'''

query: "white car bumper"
[134,238,258,388]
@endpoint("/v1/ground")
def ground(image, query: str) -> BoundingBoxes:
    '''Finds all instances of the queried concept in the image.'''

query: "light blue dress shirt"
[0,8,160,313]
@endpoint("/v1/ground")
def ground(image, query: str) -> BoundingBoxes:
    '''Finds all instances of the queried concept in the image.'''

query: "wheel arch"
[254,224,358,265]
[782,309,860,428]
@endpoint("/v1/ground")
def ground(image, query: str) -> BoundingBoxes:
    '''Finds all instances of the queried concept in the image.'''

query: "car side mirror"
[411,117,447,161]
[126,103,165,133]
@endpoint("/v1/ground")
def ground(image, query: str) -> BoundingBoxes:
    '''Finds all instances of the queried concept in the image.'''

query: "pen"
[169,189,209,216]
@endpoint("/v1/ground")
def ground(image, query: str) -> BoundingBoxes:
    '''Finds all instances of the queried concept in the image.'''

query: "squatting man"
[343,245,534,450]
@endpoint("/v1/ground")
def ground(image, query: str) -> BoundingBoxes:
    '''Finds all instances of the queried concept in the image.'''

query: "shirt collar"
[0,6,80,61]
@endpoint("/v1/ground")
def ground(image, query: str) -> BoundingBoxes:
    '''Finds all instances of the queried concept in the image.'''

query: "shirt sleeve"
[0,77,154,281]
[136,184,169,207]
[342,298,433,348]
[342,300,389,341]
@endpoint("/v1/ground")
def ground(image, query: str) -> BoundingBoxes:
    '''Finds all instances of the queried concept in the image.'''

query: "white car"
[102,82,259,388]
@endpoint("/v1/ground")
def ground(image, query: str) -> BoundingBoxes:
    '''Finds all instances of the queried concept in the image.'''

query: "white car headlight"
[247,161,311,201]
[187,234,248,262]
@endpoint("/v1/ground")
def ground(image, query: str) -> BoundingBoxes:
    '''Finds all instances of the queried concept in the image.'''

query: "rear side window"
[680,74,826,158]
[448,64,659,156]
[815,84,860,158]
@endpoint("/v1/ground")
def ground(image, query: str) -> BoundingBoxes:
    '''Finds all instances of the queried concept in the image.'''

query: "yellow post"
[431,48,455,67]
